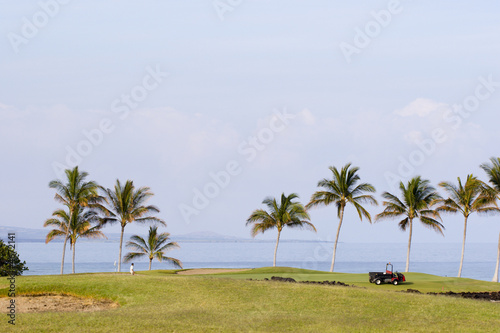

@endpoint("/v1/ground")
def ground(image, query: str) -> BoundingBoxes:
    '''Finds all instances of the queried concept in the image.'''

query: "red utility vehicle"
[369,263,406,285]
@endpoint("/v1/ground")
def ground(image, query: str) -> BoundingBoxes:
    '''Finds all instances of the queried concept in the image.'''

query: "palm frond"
[124,226,181,268]
[247,193,315,238]
[398,217,410,231]
[419,216,445,235]
[352,201,372,222]
[481,157,500,192]
[45,230,66,243]
[378,177,444,239]
[155,256,183,269]
[123,252,146,262]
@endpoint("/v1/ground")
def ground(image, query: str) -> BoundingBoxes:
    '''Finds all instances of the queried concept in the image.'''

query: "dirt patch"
[0,293,118,313]
[177,268,250,275]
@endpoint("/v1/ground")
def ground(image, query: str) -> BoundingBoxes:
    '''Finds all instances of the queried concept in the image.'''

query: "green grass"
[209,267,500,293]
[0,268,498,332]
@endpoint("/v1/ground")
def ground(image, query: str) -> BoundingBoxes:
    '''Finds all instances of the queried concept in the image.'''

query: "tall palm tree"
[124,226,182,270]
[101,180,165,272]
[247,193,316,267]
[436,175,498,277]
[376,176,443,272]
[44,207,106,273]
[306,163,377,272]
[480,157,500,282]
[48,166,103,274]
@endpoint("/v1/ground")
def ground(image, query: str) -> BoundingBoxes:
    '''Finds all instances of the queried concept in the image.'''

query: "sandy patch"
[0,293,118,313]
[177,268,250,275]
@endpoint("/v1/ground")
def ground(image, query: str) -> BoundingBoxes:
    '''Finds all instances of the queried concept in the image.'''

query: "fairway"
[202,266,500,293]
[0,267,498,332]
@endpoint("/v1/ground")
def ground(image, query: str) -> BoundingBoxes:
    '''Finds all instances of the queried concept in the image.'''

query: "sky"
[1,0,500,244]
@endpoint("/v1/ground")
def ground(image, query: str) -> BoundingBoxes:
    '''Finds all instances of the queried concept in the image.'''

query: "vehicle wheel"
[392,280,399,285]
[375,279,381,285]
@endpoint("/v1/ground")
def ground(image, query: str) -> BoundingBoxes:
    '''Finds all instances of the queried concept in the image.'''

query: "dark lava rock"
[428,291,500,301]
[266,277,351,287]
[405,289,422,294]
[302,280,349,287]
[270,276,296,283]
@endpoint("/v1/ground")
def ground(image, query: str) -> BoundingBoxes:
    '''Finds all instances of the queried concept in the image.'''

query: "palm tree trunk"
[273,230,281,267]
[61,208,75,275]
[72,242,75,274]
[330,207,344,272]
[405,218,413,273]
[149,259,152,270]
[493,231,500,283]
[118,225,125,272]
[458,216,468,278]
[60,236,68,275]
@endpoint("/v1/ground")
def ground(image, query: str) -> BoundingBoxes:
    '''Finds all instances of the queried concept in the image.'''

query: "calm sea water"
[15,241,499,282]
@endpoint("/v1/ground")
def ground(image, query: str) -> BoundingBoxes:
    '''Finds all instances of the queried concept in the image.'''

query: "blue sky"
[1,0,499,244]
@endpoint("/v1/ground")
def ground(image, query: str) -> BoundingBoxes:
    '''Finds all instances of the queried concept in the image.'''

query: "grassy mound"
[208,267,500,293]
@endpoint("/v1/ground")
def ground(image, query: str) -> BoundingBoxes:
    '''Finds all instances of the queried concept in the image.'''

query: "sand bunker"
[0,293,118,313]
[177,268,250,275]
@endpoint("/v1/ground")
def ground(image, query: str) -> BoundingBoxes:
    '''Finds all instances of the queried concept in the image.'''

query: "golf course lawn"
[194,267,500,293]
[1,267,498,332]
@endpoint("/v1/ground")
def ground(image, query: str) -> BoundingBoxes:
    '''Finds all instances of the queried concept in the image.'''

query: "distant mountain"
[0,226,323,243]
[0,226,49,242]
[0,226,250,243]
[170,232,321,243]
[0,226,130,243]
[172,231,247,241]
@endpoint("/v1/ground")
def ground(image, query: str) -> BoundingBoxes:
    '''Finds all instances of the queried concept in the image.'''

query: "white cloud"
[404,130,424,144]
[395,98,449,117]
[299,108,316,125]
[0,102,26,119]
[0,103,90,150]
[115,107,243,174]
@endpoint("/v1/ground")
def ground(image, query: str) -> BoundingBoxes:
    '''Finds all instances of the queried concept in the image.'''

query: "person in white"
[130,263,135,275]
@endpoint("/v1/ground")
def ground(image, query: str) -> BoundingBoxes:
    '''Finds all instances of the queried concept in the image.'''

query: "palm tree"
[306,163,377,272]
[44,207,106,273]
[246,193,316,267]
[101,180,165,272]
[376,176,443,272]
[48,166,103,274]
[124,226,182,270]
[44,209,70,274]
[480,157,500,282]
[436,175,498,277]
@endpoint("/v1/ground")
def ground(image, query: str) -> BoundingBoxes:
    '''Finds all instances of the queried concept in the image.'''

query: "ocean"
[14,241,499,282]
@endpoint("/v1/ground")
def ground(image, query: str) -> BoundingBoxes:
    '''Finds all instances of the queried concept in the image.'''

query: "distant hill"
[0,226,323,243]
[172,231,247,242]
[0,226,250,243]
[0,226,129,243]
[0,226,51,242]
